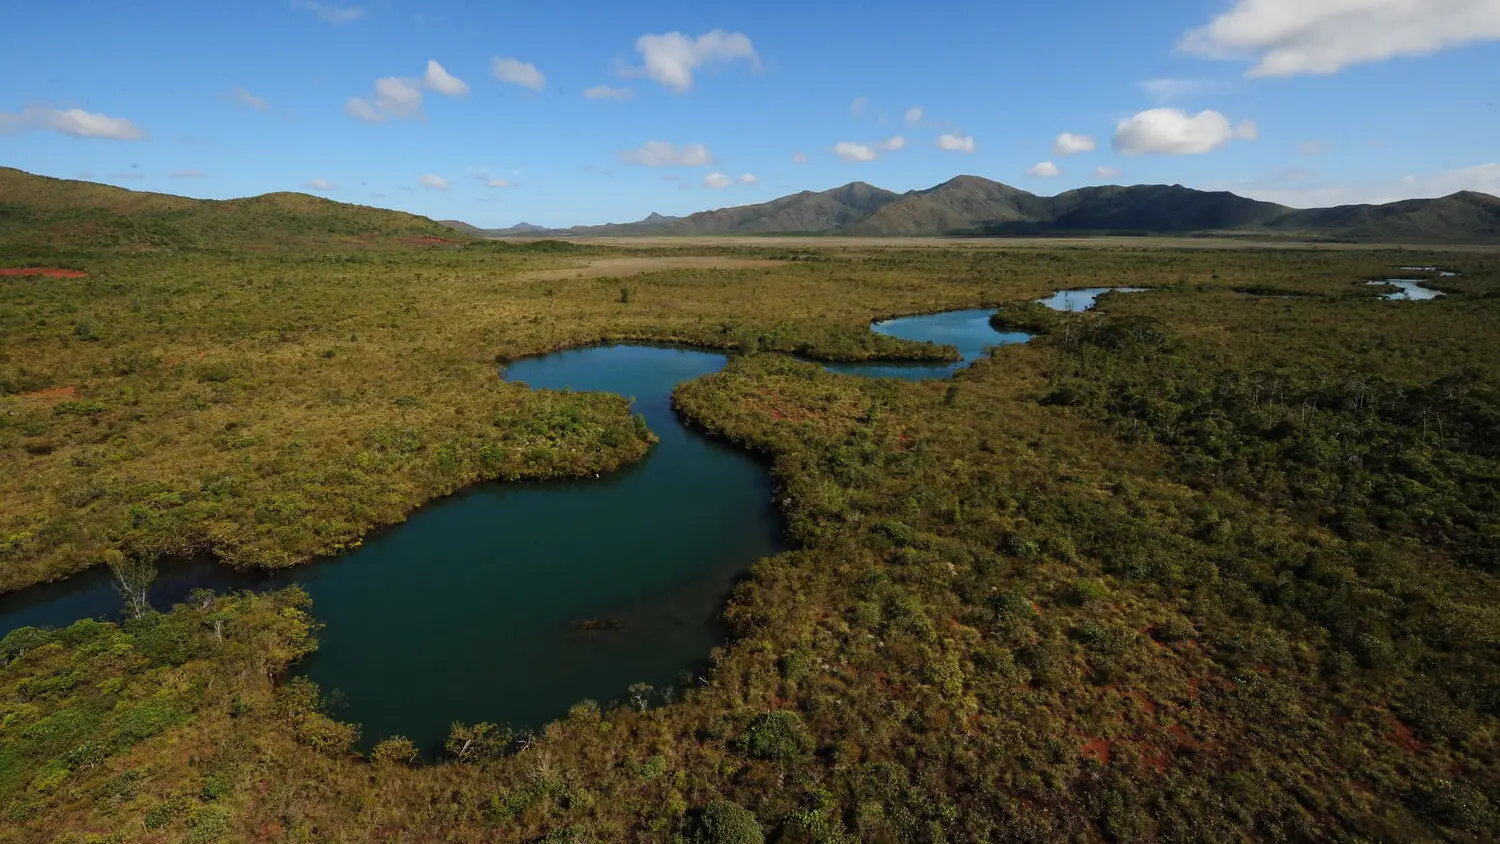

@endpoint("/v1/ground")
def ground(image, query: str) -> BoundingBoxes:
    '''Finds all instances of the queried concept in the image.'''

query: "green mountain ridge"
[458,176,1500,243]
[0,167,461,252]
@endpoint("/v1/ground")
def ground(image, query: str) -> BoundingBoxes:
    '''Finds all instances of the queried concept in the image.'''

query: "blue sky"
[2,0,1498,227]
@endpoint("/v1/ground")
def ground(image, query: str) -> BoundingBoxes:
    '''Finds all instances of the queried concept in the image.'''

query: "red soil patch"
[14,385,80,404]
[1081,738,1113,766]
[1387,716,1424,755]
[0,267,87,278]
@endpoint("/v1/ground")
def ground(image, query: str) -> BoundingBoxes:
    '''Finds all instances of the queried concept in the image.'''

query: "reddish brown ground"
[14,385,80,404]
[1081,738,1113,766]
[0,267,87,278]
[1387,716,1424,755]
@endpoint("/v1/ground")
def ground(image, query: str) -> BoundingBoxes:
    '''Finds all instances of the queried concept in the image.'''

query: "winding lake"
[2,346,784,752]
[0,288,1145,749]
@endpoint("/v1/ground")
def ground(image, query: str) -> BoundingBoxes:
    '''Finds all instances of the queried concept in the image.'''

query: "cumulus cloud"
[344,97,385,122]
[850,97,869,118]
[305,178,338,191]
[492,57,545,90]
[584,85,634,100]
[833,142,879,162]
[1180,0,1500,77]
[1214,162,1500,208]
[792,152,809,164]
[419,174,450,190]
[739,173,758,184]
[1137,78,1233,103]
[879,135,906,151]
[423,60,469,96]
[905,106,924,125]
[703,172,734,189]
[1112,108,1257,155]
[1053,132,1097,156]
[0,107,146,140]
[294,0,364,24]
[170,170,207,179]
[618,140,714,167]
[936,134,976,153]
[1095,166,1123,179]
[1027,161,1062,178]
[225,87,269,111]
[634,30,759,93]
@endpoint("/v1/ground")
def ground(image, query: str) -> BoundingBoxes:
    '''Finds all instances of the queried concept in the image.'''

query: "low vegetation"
[1,179,1497,841]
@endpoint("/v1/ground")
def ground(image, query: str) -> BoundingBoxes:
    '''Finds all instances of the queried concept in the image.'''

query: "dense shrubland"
[2,241,1498,841]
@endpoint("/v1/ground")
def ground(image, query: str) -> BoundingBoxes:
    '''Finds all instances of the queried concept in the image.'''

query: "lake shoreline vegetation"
[2,183,1498,841]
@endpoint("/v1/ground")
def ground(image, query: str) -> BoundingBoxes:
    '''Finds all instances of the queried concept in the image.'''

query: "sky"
[2,0,1499,228]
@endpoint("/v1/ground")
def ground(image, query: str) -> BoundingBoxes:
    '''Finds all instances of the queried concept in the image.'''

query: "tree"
[369,736,419,766]
[105,550,156,620]
[445,721,512,762]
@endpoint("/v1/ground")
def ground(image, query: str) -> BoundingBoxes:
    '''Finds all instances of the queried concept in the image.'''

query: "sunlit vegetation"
[2,222,1498,841]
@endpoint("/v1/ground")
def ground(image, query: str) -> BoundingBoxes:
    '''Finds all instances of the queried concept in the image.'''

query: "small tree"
[369,736,419,767]
[445,721,512,762]
[105,550,156,620]
[693,800,764,844]
[741,711,812,764]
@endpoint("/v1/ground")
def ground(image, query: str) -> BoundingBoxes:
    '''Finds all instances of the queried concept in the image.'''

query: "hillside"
[0,167,462,252]
[451,175,1500,243]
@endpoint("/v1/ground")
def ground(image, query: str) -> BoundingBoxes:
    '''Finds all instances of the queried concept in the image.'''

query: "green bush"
[692,799,764,844]
[741,711,812,764]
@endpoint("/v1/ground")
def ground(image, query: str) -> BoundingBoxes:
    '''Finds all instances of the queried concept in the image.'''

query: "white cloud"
[905,106,924,125]
[1180,0,1500,77]
[170,170,206,179]
[492,57,545,90]
[1112,108,1257,155]
[703,172,734,189]
[1217,162,1500,208]
[634,30,759,93]
[423,60,469,96]
[879,135,906,151]
[419,174,450,190]
[739,173,758,184]
[1053,132,1097,156]
[584,85,634,100]
[1137,78,1233,103]
[0,107,145,140]
[936,134,976,153]
[833,142,879,162]
[1027,161,1062,178]
[294,0,364,24]
[375,77,424,117]
[305,178,338,191]
[1300,140,1327,155]
[618,140,714,167]
[486,178,515,188]
[346,75,426,122]
[850,97,869,118]
[344,97,385,123]
[792,152,809,164]
[1095,166,1123,179]
[226,87,269,111]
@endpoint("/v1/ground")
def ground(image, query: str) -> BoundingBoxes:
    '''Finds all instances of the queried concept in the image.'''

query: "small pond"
[1367,279,1446,301]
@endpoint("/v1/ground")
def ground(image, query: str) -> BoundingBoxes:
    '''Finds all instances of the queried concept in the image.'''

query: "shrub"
[741,711,812,764]
[369,736,419,767]
[692,799,764,844]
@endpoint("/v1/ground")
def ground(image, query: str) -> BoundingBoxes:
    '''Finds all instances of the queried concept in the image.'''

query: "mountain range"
[449,176,1500,244]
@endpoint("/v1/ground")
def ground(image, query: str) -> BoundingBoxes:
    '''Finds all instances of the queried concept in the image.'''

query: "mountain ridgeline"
[459,176,1500,243]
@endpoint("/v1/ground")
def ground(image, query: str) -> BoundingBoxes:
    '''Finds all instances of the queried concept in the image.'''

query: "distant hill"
[0,167,463,252]
[445,175,1500,244]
